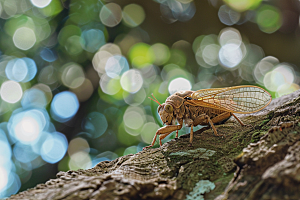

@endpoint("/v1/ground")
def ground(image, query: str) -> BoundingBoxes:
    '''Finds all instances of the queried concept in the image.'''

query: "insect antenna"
[148,93,161,105]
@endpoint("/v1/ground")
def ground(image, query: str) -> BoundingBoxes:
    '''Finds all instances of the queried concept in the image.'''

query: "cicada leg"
[159,132,173,145]
[189,125,193,145]
[190,113,230,144]
[143,124,183,150]
[231,113,245,126]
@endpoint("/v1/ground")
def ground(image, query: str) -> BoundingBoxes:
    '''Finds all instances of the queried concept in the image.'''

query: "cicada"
[143,85,272,150]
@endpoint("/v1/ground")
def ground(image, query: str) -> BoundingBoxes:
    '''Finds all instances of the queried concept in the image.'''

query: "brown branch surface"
[8,90,300,200]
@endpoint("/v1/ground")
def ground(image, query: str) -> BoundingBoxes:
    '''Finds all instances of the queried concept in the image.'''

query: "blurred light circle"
[100,74,121,95]
[202,44,220,66]
[256,5,281,34]
[32,83,53,104]
[162,65,192,83]
[218,5,240,26]
[0,167,8,191]
[22,58,38,82]
[5,58,37,83]
[41,132,68,164]
[14,159,33,172]
[273,64,294,85]
[71,78,94,102]
[224,0,262,12]
[35,19,51,41]
[51,91,79,122]
[46,122,56,133]
[100,43,122,55]
[61,63,85,89]
[150,43,170,65]
[263,64,295,92]
[192,35,205,53]
[128,43,155,67]
[239,44,264,82]
[0,135,11,165]
[92,50,113,74]
[264,70,283,92]
[69,151,91,170]
[40,48,57,62]
[123,111,143,130]
[105,55,129,78]
[83,112,108,138]
[10,109,48,144]
[5,59,27,82]
[277,83,300,97]
[254,56,278,84]
[160,3,178,24]
[140,64,158,85]
[120,69,143,93]
[14,116,40,143]
[65,35,83,56]
[30,0,52,8]
[21,88,47,108]
[0,56,11,77]
[81,29,105,53]
[200,34,218,49]
[2,0,17,19]
[141,122,160,143]
[169,1,196,22]
[0,80,23,103]
[122,4,145,27]
[68,137,89,156]
[58,25,81,46]
[219,28,242,46]
[123,146,137,155]
[218,43,243,68]
[13,27,36,50]
[124,126,141,137]
[168,77,191,94]
[100,3,122,27]
[123,88,146,106]
[13,143,39,163]
[0,171,21,198]
[38,65,59,89]
[195,50,212,68]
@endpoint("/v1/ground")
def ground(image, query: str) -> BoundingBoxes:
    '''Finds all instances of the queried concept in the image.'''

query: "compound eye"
[164,104,173,113]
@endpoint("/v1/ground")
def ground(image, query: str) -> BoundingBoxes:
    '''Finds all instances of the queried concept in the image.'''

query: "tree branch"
[8,90,300,200]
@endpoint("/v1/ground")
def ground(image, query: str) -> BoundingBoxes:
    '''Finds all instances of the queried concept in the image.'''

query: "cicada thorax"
[166,91,191,108]
[183,103,229,126]
[165,91,193,119]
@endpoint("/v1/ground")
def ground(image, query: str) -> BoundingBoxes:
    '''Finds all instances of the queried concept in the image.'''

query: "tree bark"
[8,90,300,200]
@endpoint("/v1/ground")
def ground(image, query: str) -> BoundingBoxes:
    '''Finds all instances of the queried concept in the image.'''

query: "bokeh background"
[0,0,300,197]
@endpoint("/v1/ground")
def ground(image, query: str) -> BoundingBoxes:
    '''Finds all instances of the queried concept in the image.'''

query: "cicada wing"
[190,85,272,114]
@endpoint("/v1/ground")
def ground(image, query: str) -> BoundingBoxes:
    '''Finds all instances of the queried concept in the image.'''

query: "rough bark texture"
[8,90,300,200]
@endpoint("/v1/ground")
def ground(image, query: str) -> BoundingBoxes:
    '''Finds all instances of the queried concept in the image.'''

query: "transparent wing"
[190,85,272,114]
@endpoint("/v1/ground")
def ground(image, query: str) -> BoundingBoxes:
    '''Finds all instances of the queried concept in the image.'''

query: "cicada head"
[149,93,175,125]
[158,103,175,125]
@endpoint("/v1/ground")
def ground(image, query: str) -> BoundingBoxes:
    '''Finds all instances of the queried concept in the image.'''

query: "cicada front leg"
[143,124,183,150]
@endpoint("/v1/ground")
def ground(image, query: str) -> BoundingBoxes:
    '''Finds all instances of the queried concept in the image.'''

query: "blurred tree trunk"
[8,90,300,200]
